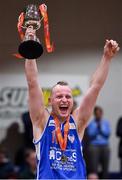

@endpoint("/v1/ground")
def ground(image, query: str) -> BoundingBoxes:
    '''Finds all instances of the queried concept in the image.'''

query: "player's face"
[50,85,73,120]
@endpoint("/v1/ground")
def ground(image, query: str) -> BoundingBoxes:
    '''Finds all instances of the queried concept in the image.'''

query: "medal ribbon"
[39,4,54,53]
[52,114,70,151]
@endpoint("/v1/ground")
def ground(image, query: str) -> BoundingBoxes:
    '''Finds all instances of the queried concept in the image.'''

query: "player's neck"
[52,112,69,123]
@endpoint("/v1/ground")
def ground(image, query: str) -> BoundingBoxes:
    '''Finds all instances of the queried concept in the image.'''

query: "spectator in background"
[0,147,17,179]
[14,112,35,168]
[87,106,111,179]
[21,111,34,149]
[0,122,24,164]
[18,148,36,179]
[116,116,122,177]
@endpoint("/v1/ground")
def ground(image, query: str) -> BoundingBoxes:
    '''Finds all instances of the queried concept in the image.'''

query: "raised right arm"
[25,59,49,139]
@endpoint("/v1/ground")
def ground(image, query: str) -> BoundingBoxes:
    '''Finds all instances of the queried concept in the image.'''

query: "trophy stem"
[18,25,43,59]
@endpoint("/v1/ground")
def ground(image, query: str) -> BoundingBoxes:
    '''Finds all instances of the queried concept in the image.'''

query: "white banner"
[0,74,89,128]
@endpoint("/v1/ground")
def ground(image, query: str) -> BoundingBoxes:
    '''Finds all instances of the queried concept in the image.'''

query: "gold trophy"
[18,4,43,59]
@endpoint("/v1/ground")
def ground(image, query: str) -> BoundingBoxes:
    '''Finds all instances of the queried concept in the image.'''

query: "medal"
[52,114,70,151]
[61,154,68,163]
[52,113,70,163]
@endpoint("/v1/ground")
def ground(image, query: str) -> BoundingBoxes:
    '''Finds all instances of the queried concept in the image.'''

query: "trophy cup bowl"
[18,4,43,59]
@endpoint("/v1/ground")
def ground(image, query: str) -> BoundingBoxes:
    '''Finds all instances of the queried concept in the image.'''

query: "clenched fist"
[104,39,120,59]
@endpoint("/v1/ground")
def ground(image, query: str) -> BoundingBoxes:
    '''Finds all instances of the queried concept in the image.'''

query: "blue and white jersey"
[34,115,87,179]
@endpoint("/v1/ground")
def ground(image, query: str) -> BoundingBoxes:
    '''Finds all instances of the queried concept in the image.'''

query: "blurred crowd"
[0,106,122,179]
[83,106,122,179]
[0,111,36,179]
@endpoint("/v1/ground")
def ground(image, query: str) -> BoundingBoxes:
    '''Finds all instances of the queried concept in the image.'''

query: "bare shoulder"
[72,108,80,129]
[32,108,50,141]
[72,108,79,121]
[72,108,87,140]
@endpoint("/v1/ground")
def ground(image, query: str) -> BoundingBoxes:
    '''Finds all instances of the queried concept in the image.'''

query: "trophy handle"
[13,12,25,59]
[17,12,25,40]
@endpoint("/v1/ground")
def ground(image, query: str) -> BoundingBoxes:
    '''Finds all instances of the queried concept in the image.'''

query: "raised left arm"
[73,40,119,139]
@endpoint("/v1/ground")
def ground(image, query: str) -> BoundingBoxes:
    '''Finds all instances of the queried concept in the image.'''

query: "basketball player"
[24,39,119,179]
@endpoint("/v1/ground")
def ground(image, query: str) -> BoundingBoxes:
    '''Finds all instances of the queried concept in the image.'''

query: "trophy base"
[18,40,43,59]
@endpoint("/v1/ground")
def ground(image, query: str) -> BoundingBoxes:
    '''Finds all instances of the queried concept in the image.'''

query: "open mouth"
[59,106,68,113]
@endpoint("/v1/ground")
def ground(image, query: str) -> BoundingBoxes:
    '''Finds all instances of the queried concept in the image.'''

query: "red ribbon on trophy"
[39,4,54,53]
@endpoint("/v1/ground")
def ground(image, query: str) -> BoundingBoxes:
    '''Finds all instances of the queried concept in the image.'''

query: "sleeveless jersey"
[33,115,87,179]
